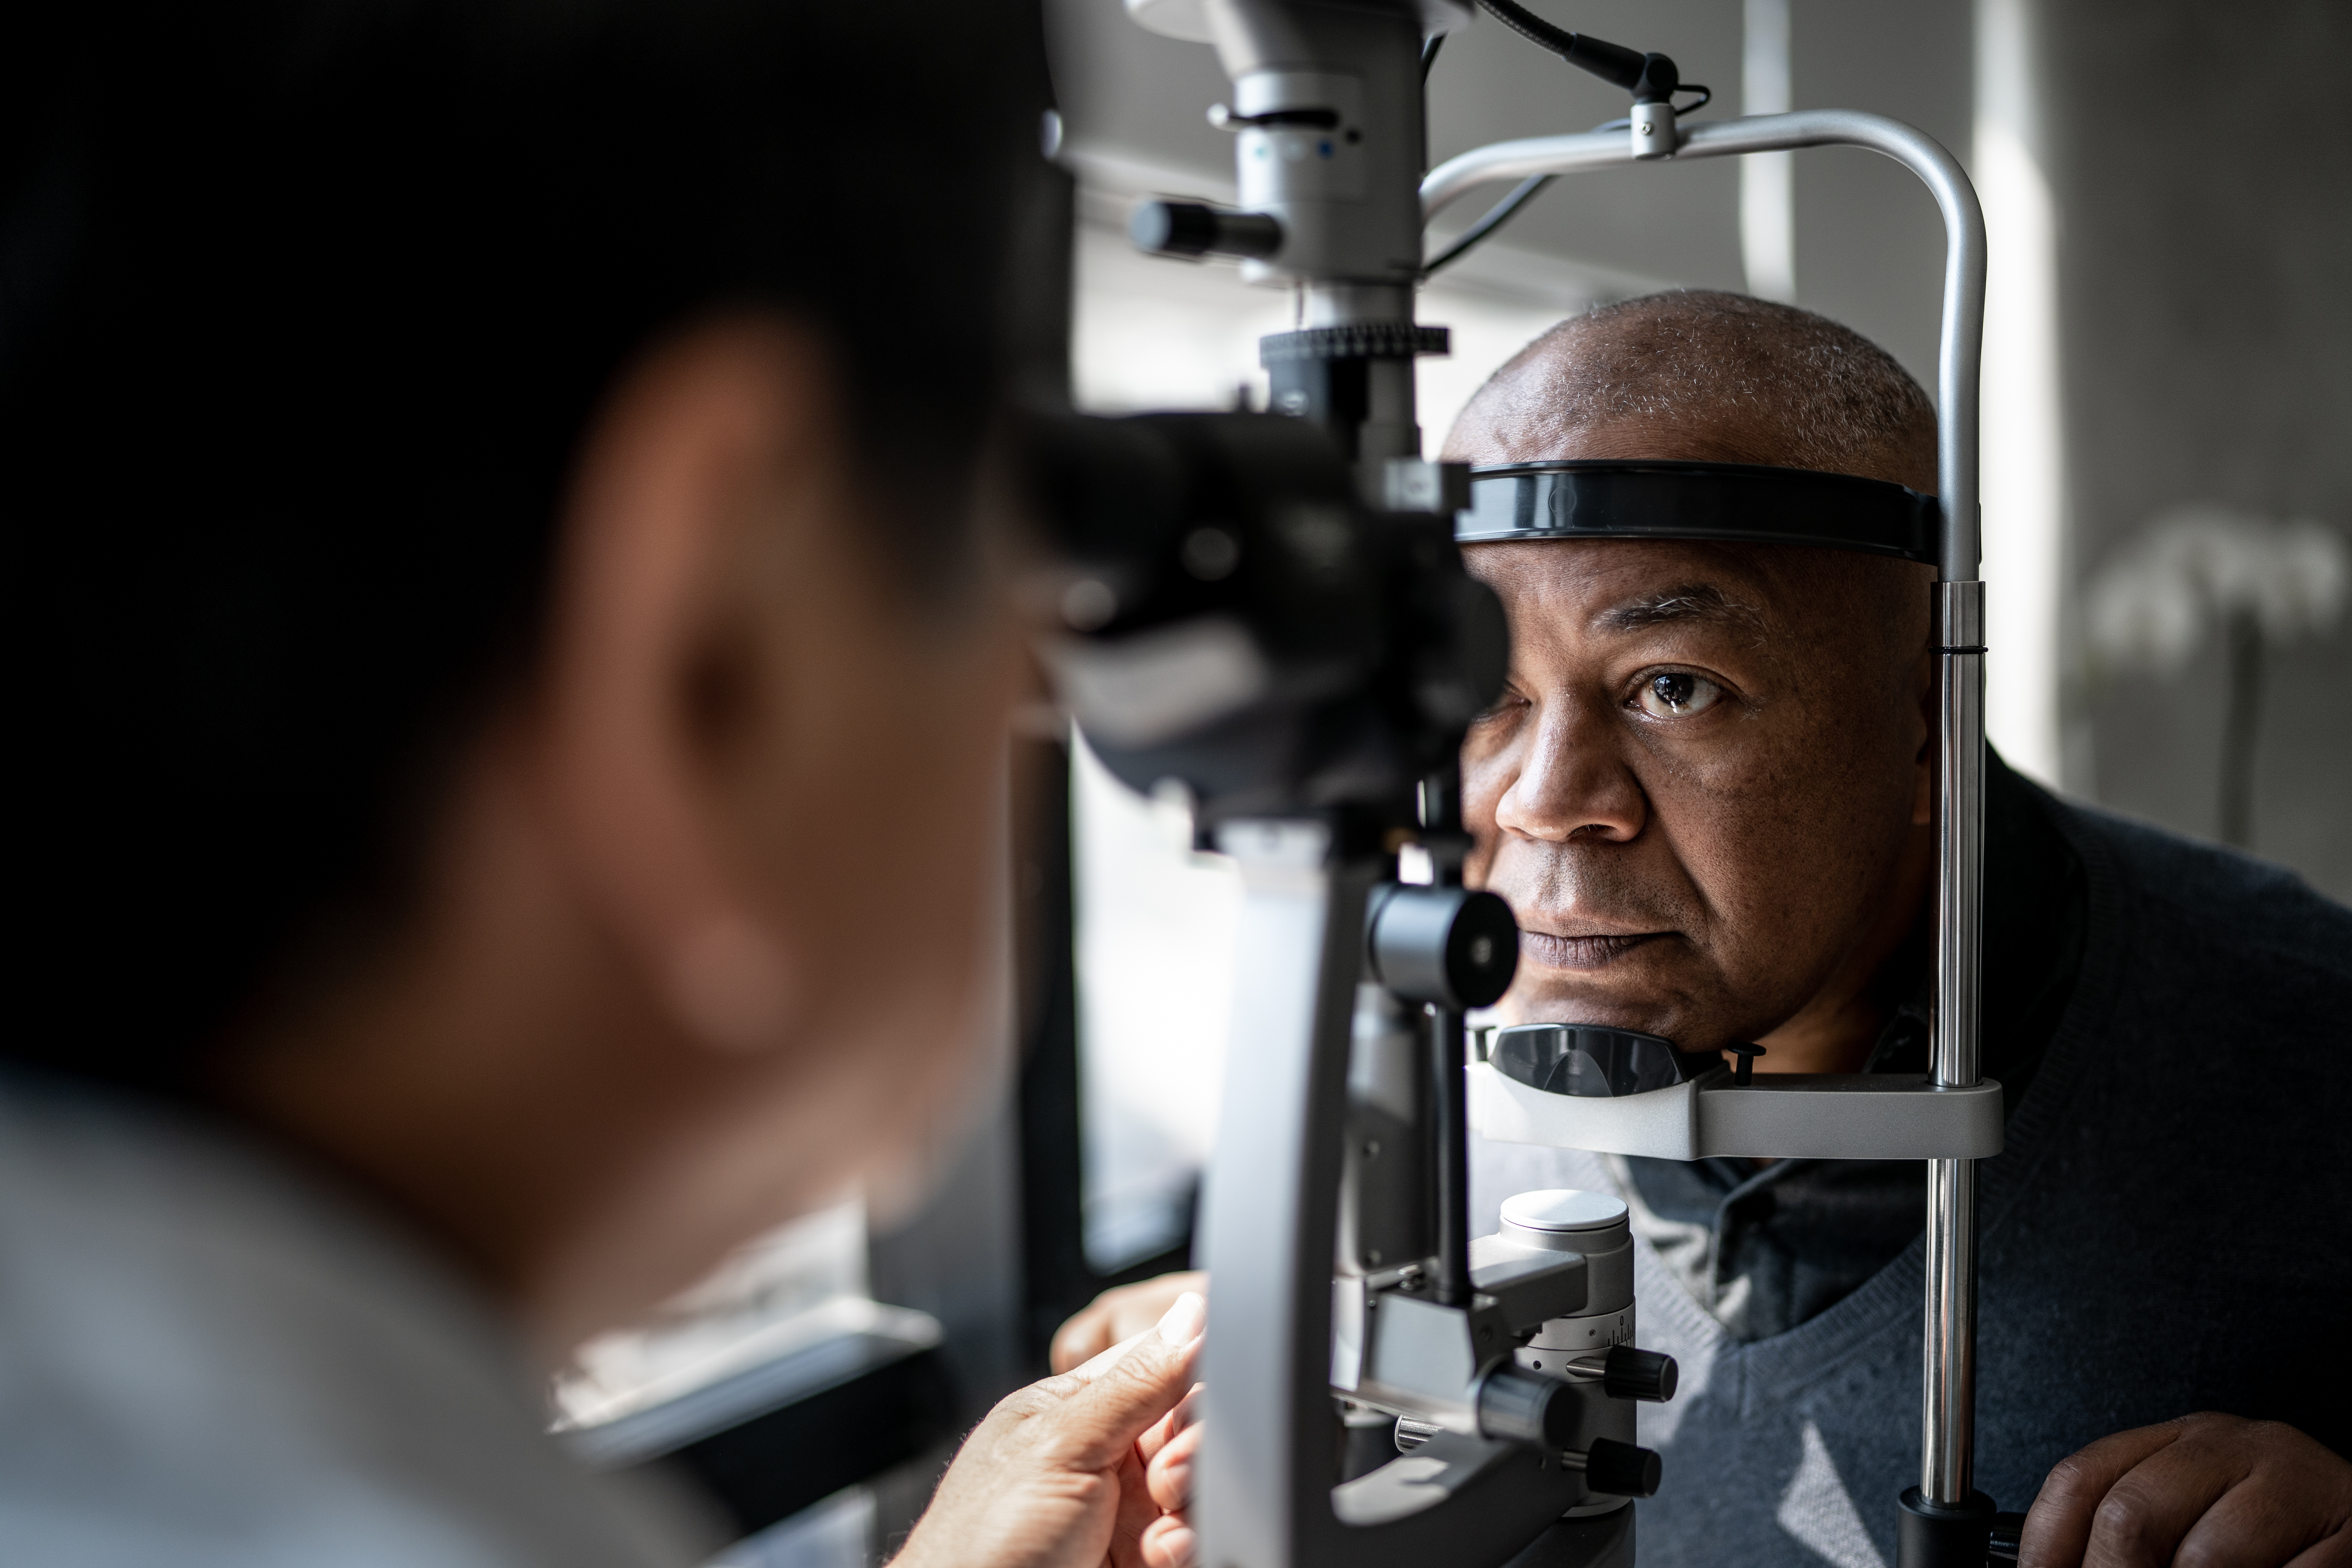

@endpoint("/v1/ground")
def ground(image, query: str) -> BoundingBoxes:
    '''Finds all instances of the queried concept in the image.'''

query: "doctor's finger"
[1147,1417,1203,1514]
[1141,1510,1198,1568]
[1051,1293,1207,1471]
[1138,1383,1204,1466]
[1052,1272,1209,1374]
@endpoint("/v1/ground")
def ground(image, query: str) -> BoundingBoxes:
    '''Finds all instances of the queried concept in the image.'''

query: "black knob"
[1725,1040,1766,1085]
[1986,1512,2028,1561]
[1602,1344,1679,1403]
[1475,1367,1578,1450]
[1129,200,1283,261]
[1393,1416,1442,1453]
[1581,1437,1662,1498]
[1367,884,1519,1009]
[1630,52,1679,103]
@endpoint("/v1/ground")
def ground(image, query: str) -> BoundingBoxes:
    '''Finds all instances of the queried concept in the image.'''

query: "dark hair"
[0,0,1065,1087]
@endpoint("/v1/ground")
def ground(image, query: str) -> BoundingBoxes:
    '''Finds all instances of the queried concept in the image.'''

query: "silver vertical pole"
[1926,581,1986,1506]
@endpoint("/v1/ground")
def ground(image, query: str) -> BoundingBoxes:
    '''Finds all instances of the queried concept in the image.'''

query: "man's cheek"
[1473,837,1552,922]
[1462,831,1497,890]
[1455,750,1512,889]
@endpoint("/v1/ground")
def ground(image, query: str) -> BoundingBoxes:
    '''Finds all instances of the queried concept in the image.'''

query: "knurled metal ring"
[1259,324,1452,364]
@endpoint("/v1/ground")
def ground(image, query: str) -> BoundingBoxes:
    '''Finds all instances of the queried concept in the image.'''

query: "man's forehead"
[1438,299,1940,495]
[1445,406,1788,471]
[1465,539,1789,635]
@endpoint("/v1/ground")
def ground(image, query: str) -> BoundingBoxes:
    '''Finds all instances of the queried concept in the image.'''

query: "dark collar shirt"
[1615,751,2089,1342]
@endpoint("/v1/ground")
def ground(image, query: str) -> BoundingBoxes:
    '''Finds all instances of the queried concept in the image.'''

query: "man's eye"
[1635,671,1723,719]
[1472,690,1527,725]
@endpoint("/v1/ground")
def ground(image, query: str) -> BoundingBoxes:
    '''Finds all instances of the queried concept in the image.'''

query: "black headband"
[1457,460,1940,565]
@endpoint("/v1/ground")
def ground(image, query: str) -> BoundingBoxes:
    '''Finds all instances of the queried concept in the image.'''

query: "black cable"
[1421,174,1551,276]
[1423,6,1714,277]
[1473,0,1645,91]
[1420,33,1445,176]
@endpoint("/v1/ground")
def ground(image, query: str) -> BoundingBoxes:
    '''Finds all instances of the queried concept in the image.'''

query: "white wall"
[2033,0,2352,894]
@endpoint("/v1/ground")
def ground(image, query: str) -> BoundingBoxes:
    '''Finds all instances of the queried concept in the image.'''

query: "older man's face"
[1461,537,1933,1053]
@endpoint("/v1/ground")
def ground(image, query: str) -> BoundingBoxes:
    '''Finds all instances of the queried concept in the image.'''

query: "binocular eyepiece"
[1024,412,1507,832]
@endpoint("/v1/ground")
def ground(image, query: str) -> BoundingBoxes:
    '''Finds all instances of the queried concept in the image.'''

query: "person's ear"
[533,316,841,1057]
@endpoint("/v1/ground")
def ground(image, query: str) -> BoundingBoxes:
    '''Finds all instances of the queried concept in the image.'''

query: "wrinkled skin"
[895,1294,1206,1568]
[1052,1271,1208,1376]
[2020,1414,2352,1568]
[1444,402,1937,1071]
[1460,535,1934,1065]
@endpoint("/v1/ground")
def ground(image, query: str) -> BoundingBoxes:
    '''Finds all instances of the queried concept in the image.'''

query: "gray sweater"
[1472,782,2352,1567]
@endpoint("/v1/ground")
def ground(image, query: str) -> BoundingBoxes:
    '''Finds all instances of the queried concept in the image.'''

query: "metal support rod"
[1195,824,1367,1568]
[1933,591,1986,1091]
[1922,1158,1978,1502]
[1926,584,1986,1505]
[1423,765,1474,1306]
[1430,1005,1472,1304]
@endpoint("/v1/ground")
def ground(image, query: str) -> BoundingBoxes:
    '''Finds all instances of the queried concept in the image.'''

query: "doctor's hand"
[2020,1413,2352,1567]
[1052,1271,1209,1374]
[894,1292,1206,1568]
[1136,1382,1204,1568]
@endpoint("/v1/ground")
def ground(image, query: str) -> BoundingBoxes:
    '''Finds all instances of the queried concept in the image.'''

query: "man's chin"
[1498,946,1713,1044]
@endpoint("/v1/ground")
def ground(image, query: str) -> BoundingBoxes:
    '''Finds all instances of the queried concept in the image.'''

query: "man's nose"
[1494,693,1647,844]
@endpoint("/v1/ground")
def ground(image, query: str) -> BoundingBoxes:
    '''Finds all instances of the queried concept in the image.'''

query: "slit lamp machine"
[1030,1,2003,1562]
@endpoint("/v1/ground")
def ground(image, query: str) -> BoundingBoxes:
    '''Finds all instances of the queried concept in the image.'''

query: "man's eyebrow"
[1593,583,1770,638]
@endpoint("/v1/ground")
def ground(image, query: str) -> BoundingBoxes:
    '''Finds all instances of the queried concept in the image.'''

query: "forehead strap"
[1457,460,1939,565]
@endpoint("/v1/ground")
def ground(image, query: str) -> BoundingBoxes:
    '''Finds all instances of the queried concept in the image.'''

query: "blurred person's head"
[2,0,1060,1352]
[1443,292,1940,1069]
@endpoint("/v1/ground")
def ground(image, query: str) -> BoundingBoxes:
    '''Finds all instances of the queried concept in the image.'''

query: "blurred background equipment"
[2084,509,2348,849]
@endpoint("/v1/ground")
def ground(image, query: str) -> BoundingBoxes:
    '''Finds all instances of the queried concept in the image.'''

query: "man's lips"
[1517,930,1671,971]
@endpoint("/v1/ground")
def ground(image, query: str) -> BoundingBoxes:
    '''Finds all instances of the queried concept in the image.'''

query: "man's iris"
[1638,671,1721,718]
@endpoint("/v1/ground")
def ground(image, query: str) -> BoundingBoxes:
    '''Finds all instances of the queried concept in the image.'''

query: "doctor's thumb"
[1057,1292,1207,1465]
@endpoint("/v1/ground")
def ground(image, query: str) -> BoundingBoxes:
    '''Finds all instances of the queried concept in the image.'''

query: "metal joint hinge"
[1934,580,1986,653]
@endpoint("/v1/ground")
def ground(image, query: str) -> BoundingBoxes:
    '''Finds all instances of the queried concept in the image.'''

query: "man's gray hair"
[1450,290,1936,491]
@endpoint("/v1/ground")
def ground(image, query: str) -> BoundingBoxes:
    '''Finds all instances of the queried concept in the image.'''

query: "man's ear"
[534,316,839,1056]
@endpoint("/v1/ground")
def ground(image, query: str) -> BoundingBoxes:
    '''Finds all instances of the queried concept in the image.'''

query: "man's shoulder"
[2032,786,2352,983]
